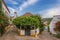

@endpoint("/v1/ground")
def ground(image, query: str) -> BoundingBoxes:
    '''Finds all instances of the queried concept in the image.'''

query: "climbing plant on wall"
[13,14,44,33]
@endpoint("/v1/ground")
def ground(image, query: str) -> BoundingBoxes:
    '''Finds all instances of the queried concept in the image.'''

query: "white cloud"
[9,0,18,4]
[18,0,38,12]
[8,7,16,16]
[58,0,60,2]
[56,0,60,6]
[39,7,60,18]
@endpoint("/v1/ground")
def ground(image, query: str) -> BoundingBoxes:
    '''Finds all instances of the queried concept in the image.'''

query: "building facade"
[50,15,60,35]
[2,0,10,19]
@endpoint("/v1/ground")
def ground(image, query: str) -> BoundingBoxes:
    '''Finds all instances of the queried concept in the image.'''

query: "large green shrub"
[13,15,43,29]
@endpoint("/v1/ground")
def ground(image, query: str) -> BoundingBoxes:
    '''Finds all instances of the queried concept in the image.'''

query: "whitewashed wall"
[20,30,25,35]
[31,28,39,35]
[2,2,10,19]
[31,30,35,35]
[50,15,60,34]
[36,28,39,34]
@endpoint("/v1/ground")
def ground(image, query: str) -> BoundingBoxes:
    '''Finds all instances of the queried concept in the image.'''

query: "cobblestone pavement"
[0,31,60,40]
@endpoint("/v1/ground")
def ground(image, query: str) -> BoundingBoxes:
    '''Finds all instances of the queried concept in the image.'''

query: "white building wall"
[2,2,10,19]
[20,30,25,35]
[31,30,35,35]
[50,15,60,34]
[31,28,39,35]
[36,28,39,34]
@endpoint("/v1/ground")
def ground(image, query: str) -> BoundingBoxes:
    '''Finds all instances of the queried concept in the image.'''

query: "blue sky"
[4,0,60,18]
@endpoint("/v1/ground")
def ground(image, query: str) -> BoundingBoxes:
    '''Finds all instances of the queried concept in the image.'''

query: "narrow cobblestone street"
[0,31,60,40]
[1,0,60,40]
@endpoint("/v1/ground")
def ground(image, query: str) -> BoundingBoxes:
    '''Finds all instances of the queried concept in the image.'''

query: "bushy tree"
[13,14,43,29]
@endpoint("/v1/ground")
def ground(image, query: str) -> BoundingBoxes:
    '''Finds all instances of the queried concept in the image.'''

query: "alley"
[0,31,60,40]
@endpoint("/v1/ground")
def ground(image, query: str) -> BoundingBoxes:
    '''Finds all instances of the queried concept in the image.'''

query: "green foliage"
[48,25,50,32]
[0,0,2,10]
[48,19,52,25]
[0,11,9,26]
[0,11,9,36]
[47,19,52,32]
[13,15,43,29]
[55,33,60,38]
[0,0,9,36]
[0,25,5,36]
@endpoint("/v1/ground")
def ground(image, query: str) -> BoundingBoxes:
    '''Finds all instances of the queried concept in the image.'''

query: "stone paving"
[0,31,60,40]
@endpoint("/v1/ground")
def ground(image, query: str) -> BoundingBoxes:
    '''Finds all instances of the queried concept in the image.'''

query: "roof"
[23,12,32,16]
[2,0,10,13]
